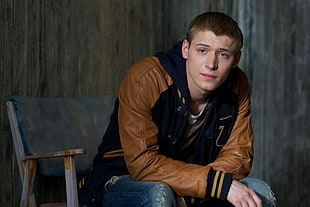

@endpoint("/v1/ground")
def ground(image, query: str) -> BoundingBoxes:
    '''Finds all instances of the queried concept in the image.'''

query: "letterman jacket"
[79,41,254,207]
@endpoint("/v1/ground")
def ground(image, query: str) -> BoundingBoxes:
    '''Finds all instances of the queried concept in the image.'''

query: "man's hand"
[227,180,262,207]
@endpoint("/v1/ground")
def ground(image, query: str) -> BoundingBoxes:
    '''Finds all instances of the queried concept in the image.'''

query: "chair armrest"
[23,149,86,160]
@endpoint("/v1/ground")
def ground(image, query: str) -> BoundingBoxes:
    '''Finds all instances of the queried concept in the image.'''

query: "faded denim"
[102,175,276,207]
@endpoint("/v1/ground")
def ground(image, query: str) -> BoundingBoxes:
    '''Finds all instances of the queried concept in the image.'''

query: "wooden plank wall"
[0,0,309,206]
[248,1,310,206]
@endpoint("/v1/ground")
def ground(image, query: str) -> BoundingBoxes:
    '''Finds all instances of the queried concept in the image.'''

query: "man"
[79,12,276,207]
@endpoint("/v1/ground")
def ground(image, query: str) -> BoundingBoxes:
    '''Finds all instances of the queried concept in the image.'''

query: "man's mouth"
[201,73,217,80]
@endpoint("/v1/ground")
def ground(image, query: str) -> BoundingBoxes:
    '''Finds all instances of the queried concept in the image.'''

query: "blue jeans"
[102,175,276,207]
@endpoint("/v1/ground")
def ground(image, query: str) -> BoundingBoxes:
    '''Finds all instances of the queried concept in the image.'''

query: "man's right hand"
[227,180,262,207]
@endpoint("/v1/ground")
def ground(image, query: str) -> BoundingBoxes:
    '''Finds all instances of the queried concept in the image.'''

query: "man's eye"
[198,49,207,54]
[219,52,229,58]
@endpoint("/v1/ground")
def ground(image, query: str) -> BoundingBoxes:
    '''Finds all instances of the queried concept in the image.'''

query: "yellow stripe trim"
[217,172,225,199]
[216,125,225,147]
[219,115,232,120]
[177,89,181,98]
[182,97,186,104]
[211,171,220,197]
[79,176,86,188]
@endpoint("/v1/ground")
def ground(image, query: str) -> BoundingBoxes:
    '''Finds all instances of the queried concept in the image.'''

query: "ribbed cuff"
[206,168,233,200]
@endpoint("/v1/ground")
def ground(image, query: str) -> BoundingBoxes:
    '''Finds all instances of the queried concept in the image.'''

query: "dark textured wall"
[0,0,309,206]
[248,1,309,206]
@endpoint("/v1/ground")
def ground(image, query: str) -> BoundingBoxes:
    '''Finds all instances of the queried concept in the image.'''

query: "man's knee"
[239,178,277,207]
[103,175,176,207]
[147,182,176,207]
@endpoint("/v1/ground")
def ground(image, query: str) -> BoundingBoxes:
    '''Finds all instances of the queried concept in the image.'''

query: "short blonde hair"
[186,12,243,51]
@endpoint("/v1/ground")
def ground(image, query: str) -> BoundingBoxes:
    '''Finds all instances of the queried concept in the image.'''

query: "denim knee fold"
[102,175,177,207]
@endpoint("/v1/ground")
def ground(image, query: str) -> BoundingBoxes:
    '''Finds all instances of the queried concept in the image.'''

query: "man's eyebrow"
[219,48,233,53]
[195,43,233,53]
[195,43,210,47]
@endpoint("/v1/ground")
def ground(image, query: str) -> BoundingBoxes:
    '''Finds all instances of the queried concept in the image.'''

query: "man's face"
[182,30,241,97]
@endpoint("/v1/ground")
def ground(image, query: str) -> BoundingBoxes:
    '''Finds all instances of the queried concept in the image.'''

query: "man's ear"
[182,39,189,59]
[232,51,242,68]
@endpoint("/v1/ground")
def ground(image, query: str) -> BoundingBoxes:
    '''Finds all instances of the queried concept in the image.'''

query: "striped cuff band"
[206,168,233,200]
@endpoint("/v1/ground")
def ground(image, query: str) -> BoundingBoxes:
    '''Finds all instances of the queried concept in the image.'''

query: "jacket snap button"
[172,138,177,144]
[177,106,182,111]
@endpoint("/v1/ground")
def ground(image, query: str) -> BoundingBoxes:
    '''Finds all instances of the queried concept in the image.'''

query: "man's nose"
[205,53,218,70]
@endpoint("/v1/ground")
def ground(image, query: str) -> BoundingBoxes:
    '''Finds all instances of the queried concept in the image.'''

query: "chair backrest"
[9,95,116,176]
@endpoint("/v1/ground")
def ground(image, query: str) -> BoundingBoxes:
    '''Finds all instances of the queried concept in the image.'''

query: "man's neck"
[189,95,210,115]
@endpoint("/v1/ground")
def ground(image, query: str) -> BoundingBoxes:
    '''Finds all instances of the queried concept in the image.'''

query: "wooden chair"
[6,95,116,207]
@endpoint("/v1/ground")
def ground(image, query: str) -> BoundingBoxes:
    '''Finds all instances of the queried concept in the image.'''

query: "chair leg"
[29,194,37,207]
[64,156,79,207]
[20,160,37,207]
